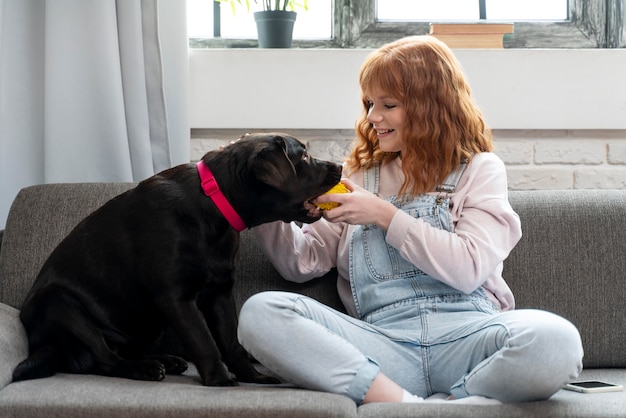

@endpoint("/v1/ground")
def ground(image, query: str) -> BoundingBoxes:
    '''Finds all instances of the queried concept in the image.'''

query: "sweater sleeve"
[252,218,344,283]
[385,153,522,294]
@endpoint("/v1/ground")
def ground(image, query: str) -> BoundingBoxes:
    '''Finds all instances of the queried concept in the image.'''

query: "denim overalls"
[349,163,498,334]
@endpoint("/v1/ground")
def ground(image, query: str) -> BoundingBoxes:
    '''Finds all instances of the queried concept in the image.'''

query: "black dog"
[13,133,342,386]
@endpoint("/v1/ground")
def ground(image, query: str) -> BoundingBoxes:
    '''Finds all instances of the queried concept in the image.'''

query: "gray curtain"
[0,0,189,228]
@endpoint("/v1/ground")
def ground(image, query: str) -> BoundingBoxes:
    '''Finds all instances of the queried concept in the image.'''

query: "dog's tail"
[12,345,58,382]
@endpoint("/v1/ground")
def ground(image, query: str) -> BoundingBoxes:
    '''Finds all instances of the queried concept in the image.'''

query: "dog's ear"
[252,136,298,192]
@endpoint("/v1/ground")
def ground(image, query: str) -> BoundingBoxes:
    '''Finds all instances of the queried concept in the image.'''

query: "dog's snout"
[327,163,342,184]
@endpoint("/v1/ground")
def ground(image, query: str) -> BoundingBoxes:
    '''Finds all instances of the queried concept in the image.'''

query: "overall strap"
[436,161,468,193]
[364,163,380,195]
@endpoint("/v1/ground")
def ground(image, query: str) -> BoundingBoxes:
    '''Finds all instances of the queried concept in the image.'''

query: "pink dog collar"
[196,161,246,232]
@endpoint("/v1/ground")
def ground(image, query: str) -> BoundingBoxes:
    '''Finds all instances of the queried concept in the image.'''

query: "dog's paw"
[204,375,239,387]
[196,364,238,386]
[125,359,166,381]
[236,369,282,385]
[216,378,239,387]
[147,354,188,375]
[243,373,282,385]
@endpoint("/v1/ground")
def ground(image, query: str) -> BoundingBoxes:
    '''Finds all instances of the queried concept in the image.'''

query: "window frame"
[188,0,625,49]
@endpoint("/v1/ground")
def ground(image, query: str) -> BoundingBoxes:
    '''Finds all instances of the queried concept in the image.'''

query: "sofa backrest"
[0,184,624,368]
[0,183,344,313]
[505,190,625,368]
[0,183,136,309]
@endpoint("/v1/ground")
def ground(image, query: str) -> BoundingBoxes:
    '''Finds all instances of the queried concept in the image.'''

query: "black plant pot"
[254,10,297,48]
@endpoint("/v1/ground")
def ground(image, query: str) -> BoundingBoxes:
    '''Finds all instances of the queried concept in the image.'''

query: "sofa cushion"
[505,190,626,368]
[1,368,621,417]
[358,369,626,417]
[0,371,357,418]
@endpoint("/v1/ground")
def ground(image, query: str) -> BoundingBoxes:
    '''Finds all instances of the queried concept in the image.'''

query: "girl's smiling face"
[365,86,406,154]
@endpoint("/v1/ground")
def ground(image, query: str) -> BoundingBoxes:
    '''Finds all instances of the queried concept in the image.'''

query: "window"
[187,0,333,47]
[188,0,625,48]
[376,0,567,21]
[219,1,332,40]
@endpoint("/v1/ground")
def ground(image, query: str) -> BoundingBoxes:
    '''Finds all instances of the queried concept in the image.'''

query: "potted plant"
[219,0,308,48]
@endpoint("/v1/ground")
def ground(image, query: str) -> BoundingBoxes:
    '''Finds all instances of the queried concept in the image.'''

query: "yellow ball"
[317,183,349,210]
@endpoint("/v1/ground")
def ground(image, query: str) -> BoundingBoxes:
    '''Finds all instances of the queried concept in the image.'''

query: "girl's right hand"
[315,179,398,230]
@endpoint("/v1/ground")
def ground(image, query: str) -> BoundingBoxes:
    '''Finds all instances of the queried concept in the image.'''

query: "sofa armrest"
[0,302,28,391]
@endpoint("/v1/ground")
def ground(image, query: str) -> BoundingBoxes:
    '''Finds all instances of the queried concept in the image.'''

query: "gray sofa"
[0,183,624,417]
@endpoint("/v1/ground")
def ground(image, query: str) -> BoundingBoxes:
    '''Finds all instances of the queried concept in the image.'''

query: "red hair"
[346,35,493,197]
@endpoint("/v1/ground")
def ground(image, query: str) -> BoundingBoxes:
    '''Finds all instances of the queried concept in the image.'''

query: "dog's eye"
[302,153,309,162]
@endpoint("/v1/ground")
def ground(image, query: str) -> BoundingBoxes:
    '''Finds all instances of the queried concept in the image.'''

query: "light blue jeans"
[238,291,583,404]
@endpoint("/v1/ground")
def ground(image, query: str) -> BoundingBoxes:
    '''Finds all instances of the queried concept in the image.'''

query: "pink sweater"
[253,152,522,317]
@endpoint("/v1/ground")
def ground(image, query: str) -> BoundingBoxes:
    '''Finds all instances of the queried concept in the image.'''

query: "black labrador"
[13,133,342,386]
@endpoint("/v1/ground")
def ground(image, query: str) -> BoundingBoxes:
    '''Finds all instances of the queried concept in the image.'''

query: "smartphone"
[564,380,624,393]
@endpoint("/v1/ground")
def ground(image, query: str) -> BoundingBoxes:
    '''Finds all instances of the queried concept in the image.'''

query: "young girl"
[237,36,583,404]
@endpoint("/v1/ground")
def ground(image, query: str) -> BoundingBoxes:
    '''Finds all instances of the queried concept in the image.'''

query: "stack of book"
[428,23,514,49]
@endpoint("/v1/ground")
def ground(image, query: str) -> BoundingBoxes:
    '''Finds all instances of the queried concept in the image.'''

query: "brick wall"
[191,129,626,190]
[495,130,626,190]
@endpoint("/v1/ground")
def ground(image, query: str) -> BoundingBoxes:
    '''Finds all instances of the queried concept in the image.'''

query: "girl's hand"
[313,179,398,230]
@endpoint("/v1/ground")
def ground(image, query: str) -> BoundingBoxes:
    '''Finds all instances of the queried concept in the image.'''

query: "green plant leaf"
[218,0,307,13]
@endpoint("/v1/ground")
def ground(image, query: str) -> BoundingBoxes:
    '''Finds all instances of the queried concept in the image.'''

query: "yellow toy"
[316,183,349,210]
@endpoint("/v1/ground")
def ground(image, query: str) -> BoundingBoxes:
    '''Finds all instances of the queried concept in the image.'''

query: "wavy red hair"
[345,35,493,197]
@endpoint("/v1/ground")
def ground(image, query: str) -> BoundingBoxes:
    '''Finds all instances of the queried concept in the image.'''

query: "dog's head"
[202,133,342,227]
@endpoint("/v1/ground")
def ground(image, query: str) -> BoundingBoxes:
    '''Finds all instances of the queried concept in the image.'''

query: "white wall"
[189,48,626,130]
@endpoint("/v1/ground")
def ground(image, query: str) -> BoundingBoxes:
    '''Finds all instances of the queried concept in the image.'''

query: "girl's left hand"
[313,178,398,230]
